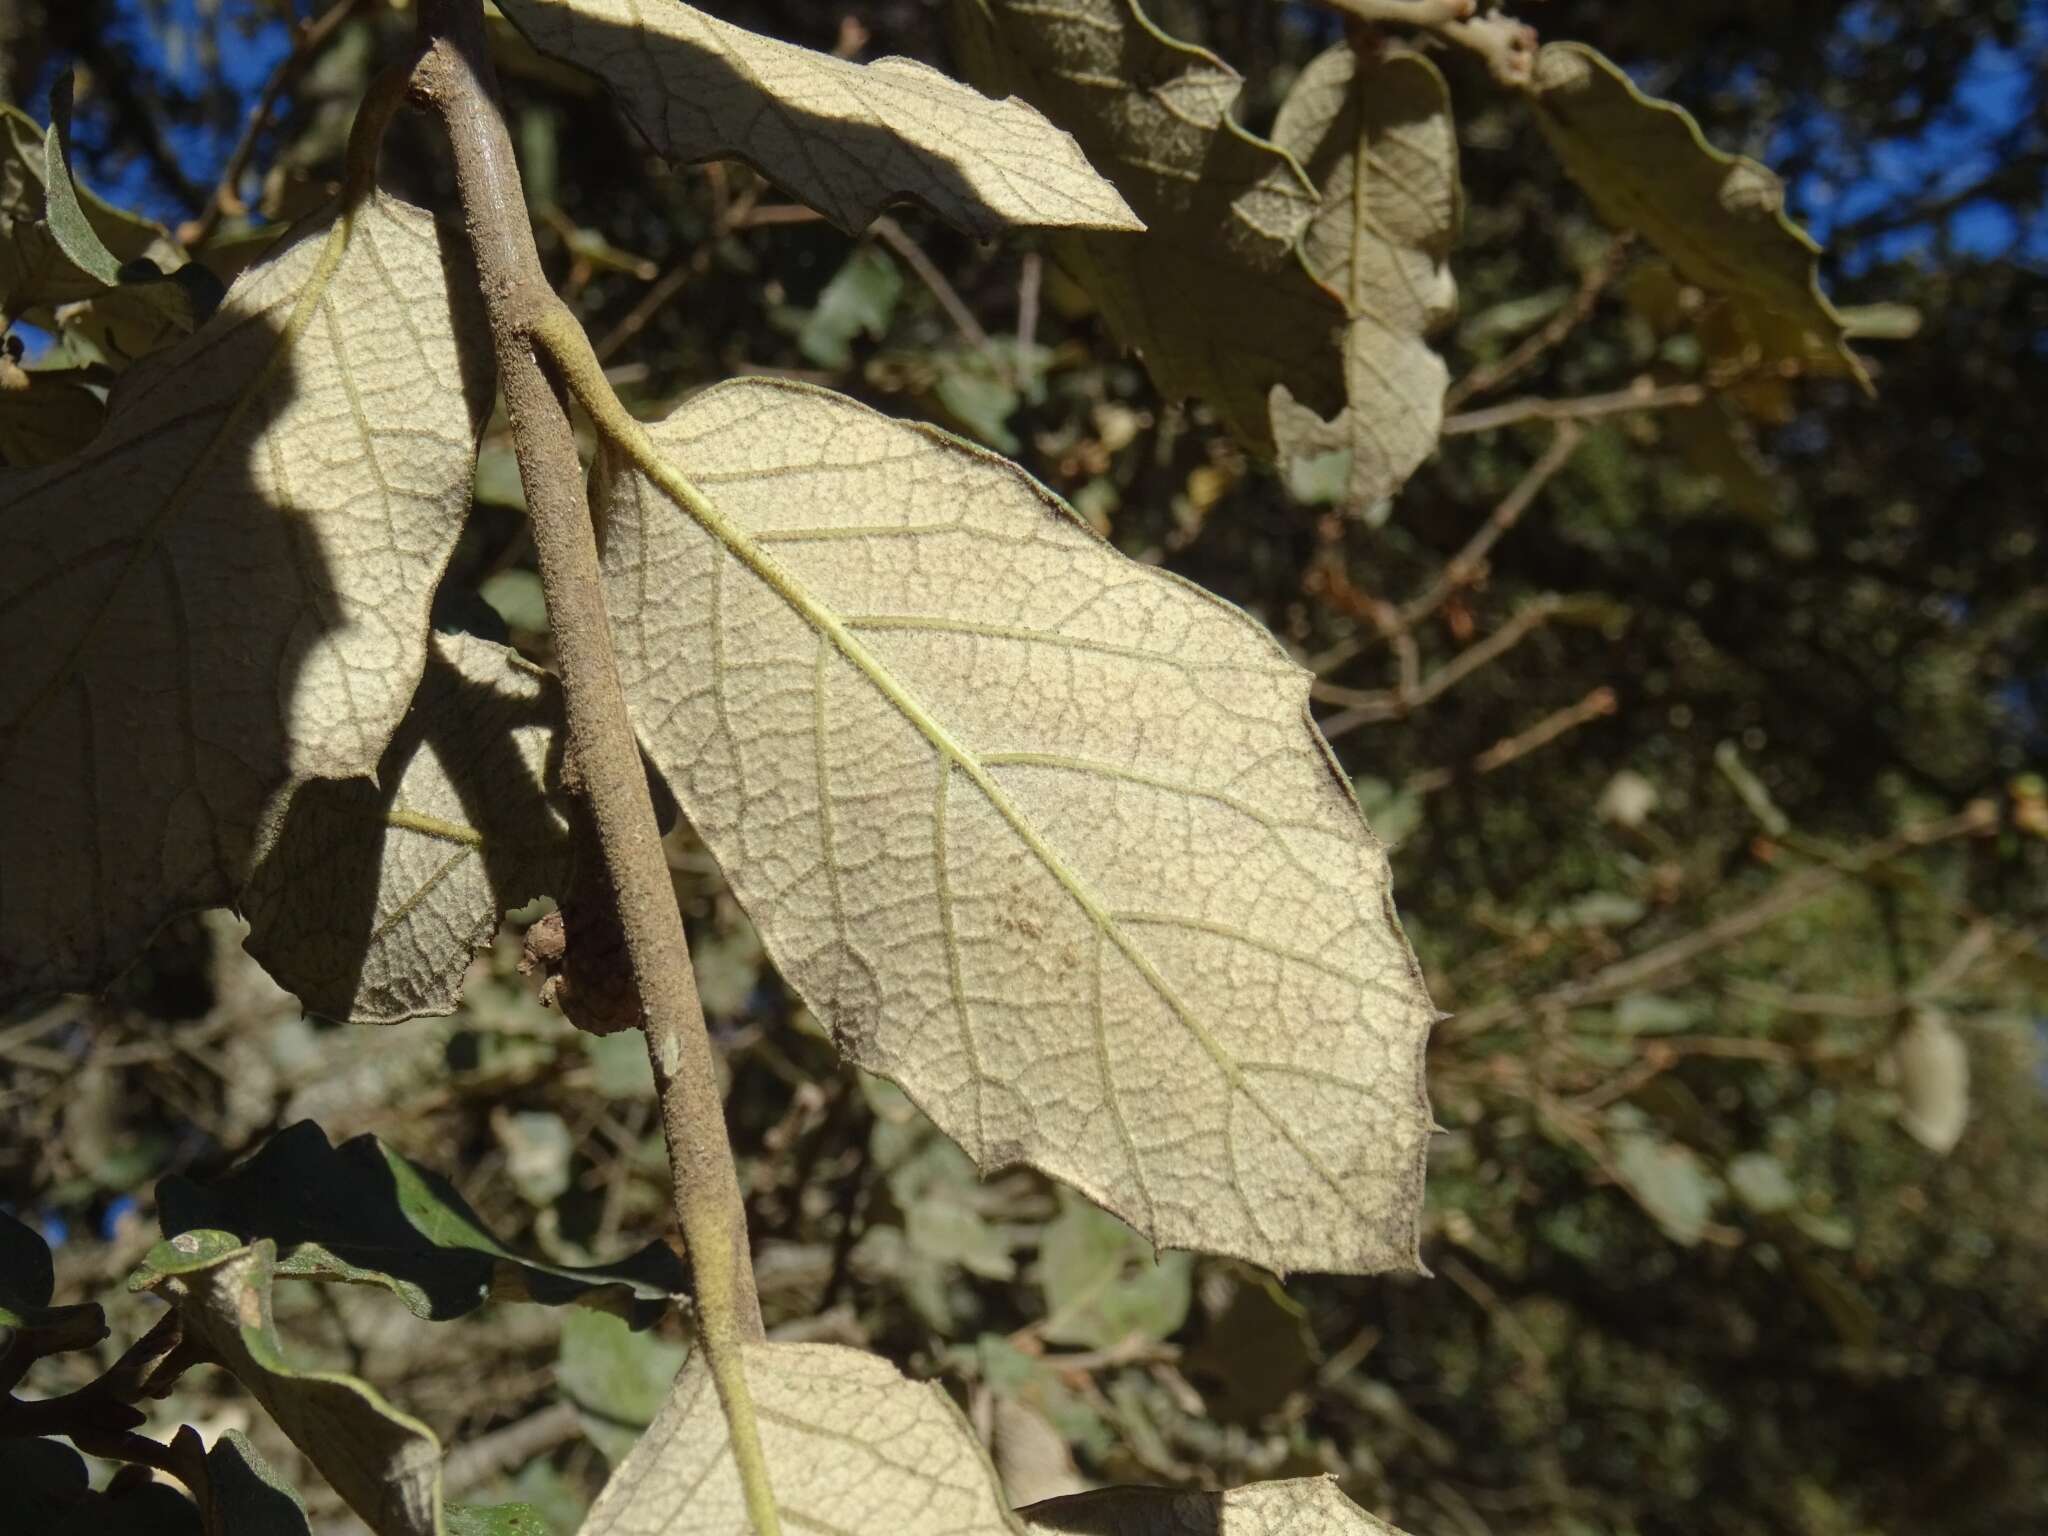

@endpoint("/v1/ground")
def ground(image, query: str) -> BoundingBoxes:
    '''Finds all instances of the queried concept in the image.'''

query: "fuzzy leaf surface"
[493,0,1138,238]
[243,632,574,1024]
[1531,44,1864,386]
[1268,45,1457,511]
[948,0,1344,451]
[596,378,1437,1275]
[578,1342,1013,1536]
[1023,1476,1405,1536]
[0,190,488,1005]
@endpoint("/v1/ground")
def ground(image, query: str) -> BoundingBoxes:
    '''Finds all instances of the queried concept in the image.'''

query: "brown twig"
[1314,594,1566,726]
[1446,236,1631,409]
[1442,802,2000,1039]
[409,6,774,1532]
[1444,379,1706,436]
[1402,422,1583,628]
[870,214,996,359]
[178,0,366,248]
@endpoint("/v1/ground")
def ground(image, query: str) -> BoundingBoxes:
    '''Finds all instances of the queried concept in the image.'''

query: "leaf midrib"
[614,403,1370,1232]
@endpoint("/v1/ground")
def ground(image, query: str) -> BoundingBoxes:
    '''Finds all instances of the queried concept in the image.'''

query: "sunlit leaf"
[1531,45,1865,388]
[242,632,575,1024]
[139,1120,683,1322]
[493,0,1139,239]
[0,187,490,1006]
[949,0,1345,452]
[1268,44,1457,511]
[594,377,1438,1275]
[578,1342,1013,1536]
[1022,1475,1407,1536]
[1609,1119,1720,1246]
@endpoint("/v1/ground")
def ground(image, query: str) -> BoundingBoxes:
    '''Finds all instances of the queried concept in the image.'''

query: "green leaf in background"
[138,1236,444,1536]
[493,0,1140,239]
[1609,1117,1722,1246]
[797,247,902,370]
[0,356,102,466]
[1724,1151,1798,1215]
[1531,44,1867,389]
[557,1308,689,1465]
[444,1505,554,1536]
[242,633,575,1025]
[1268,44,1458,513]
[1037,1191,1191,1351]
[141,1121,683,1323]
[949,0,1345,452]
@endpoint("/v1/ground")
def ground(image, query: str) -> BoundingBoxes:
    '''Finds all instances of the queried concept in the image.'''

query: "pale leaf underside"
[1531,43,1866,387]
[948,0,1344,452]
[494,0,1139,238]
[0,190,486,1004]
[580,1342,1015,1536]
[598,379,1438,1275]
[243,632,575,1024]
[1268,46,1458,511]
[1023,1476,1405,1536]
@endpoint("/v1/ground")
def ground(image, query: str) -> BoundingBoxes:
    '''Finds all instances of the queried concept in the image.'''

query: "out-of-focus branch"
[1315,594,1565,728]
[1442,801,2001,1039]
[179,0,366,248]
[1444,379,1706,436]
[1403,422,1582,628]
[1447,236,1632,409]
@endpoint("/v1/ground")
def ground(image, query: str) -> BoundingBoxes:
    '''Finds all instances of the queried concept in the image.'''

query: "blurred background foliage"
[1,1,2044,1533]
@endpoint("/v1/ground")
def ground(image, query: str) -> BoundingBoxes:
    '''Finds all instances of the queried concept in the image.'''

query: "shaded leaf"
[1531,45,1865,388]
[493,0,1138,239]
[595,377,1438,1274]
[1895,1006,1969,1154]
[0,1207,106,1357]
[949,0,1344,451]
[1724,1151,1797,1215]
[0,187,490,1006]
[1023,1475,1405,1536]
[557,1307,689,1464]
[0,356,103,466]
[242,633,575,1024]
[1180,1276,1314,1424]
[0,1437,95,1523]
[578,1342,1013,1536]
[139,1236,444,1536]
[0,100,177,314]
[40,77,221,348]
[1268,45,1457,512]
[1038,1190,1191,1351]
[141,1120,683,1322]
[204,1431,314,1536]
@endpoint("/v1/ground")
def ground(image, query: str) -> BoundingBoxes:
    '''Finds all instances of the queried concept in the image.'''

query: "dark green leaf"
[142,1121,682,1323]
